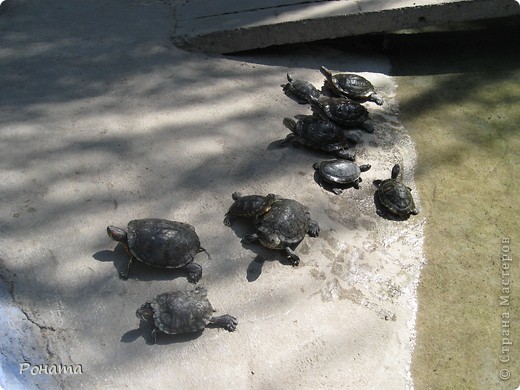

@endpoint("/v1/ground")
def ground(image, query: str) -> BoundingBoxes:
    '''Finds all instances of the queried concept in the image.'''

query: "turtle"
[242,198,320,266]
[373,164,419,218]
[307,94,374,133]
[136,287,237,343]
[320,66,384,105]
[313,159,371,194]
[224,192,280,226]
[281,116,358,160]
[107,218,207,282]
[282,73,321,104]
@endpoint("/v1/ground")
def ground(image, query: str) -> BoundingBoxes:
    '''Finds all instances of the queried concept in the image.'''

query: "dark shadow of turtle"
[92,244,205,282]
[225,217,304,282]
[121,322,204,345]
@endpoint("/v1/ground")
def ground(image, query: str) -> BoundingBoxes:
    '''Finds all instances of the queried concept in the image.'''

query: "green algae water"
[388,21,520,389]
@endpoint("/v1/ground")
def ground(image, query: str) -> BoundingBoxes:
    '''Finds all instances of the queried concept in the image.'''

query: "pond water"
[387,19,520,389]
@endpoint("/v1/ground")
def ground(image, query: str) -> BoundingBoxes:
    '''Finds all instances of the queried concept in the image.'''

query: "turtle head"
[257,228,282,250]
[391,164,401,180]
[136,302,154,325]
[319,66,333,80]
[261,194,281,214]
[370,93,384,106]
[107,226,128,244]
[282,117,297,132]
[265,193,281,204]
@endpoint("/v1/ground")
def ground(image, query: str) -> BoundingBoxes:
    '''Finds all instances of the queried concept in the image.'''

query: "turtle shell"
[283,116,356,153]
[282,73,321,103]
[377,180,416,216]
[255,199,318,249]
[376,165,418,216]
[150,287,213,334]
[315,160,362,184]
[308,95,369,128]
[127,219,202,268]
[320,66,383,105]
[224,192,279,226]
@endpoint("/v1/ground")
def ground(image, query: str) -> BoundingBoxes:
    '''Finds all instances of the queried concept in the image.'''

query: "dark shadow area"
[246,255,265,282]
[125,321,205,345]
[120,328,142,343]
[383,16,520,76]
[227,39,388,74]
[93,245,207,283]
[225,216,297,281]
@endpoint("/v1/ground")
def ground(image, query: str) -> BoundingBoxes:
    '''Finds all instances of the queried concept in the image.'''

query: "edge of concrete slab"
[172,0,520,53]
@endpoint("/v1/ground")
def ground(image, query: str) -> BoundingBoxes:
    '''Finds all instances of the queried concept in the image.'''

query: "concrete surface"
[173,0,520,53]
[0,0,424,388]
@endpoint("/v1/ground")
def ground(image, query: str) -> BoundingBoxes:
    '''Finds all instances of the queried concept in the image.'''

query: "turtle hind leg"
[184,262,202,283]
[209,314,238,332]
[284,247,300,266]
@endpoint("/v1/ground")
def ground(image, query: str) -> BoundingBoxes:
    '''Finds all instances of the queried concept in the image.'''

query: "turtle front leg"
[119,256,134,280]
[209,314,238,332]
[353,178,361,190]
[284,247,300,266]
[184,262,202,284]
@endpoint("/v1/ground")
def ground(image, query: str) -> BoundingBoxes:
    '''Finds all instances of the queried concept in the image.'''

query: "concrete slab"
[1,0,423,389]
[173,0,520,53]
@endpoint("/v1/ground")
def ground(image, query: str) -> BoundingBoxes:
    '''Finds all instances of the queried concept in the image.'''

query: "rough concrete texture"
[173,0,520,53]
[0,0,424,388]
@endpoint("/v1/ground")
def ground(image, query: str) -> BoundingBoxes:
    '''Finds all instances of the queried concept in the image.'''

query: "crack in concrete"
[19,307,57,332]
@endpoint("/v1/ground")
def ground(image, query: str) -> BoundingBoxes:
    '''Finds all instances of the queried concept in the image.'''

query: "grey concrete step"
[172,0,520,53]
